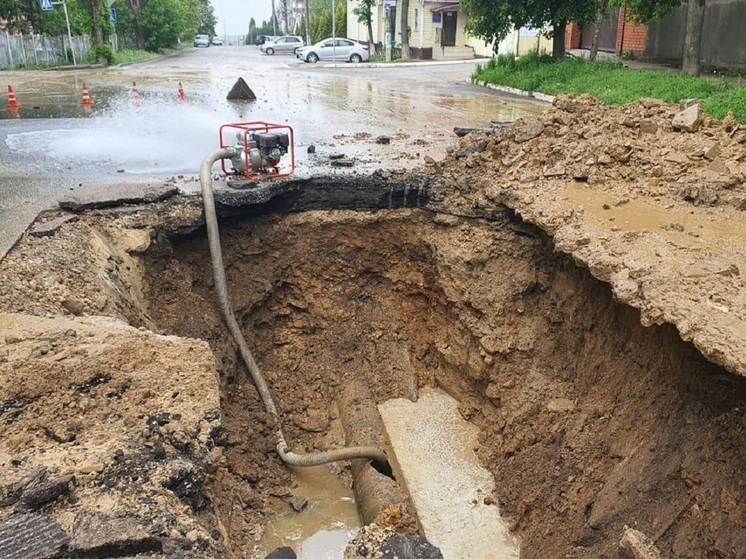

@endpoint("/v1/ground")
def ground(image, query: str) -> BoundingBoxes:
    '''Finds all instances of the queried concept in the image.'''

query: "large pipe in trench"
[200,149,389,468]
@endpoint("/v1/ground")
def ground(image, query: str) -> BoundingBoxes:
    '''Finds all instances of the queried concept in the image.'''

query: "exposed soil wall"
[140,208,745,559]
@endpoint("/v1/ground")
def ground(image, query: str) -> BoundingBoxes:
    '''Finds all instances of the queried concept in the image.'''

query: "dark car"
[254,35,276,46]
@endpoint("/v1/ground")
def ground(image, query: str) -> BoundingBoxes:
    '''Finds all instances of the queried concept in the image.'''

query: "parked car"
[260,35,304,55]
[254,34,277,46]
[211,36,223,46]
[194,34,210,48]
[295,38,369,63]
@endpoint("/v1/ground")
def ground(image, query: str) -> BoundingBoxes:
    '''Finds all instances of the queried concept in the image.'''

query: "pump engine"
[219,122,295,180]
[230,132,290,174]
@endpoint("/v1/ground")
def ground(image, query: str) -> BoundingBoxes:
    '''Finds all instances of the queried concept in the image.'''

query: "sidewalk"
[568,48,680,73]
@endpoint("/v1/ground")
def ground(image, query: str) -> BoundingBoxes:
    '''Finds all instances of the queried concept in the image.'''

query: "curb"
[474,81,556,104]
[292,58,483,69]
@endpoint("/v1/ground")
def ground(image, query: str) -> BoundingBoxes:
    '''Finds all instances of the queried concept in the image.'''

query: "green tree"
[0,0,43,33]
[460,0,598,58]
[141,0,193,50]
[334,0,345,38]
[352,0,375,50]
[247,17,257,44]
[311,6,331,42]
[613,0,704,75]
[193,0,216,34]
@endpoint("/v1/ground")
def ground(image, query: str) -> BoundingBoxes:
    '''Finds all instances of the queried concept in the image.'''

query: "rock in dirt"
[513,119,545,143]
[619,527,664,559]
[265,547,297,559]
[0,513,69,559]
[18,475,75,511]
[287,495,308,512]
[29,215,79,238]
[71,511,162,556]
[547,398,575,413]
[58,184,179,212]
[672,103,702,133]
[344,525,443,559]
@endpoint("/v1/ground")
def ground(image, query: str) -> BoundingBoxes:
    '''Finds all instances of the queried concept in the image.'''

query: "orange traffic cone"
[177,81,185,103]
[130,81,143,105]
[80,83,93,106]
[6,85,21,118]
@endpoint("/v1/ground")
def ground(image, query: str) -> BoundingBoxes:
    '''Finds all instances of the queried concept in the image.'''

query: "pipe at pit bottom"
[339,380,417,529]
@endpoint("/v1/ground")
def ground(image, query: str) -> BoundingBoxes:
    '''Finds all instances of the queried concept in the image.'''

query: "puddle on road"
[253,465,360,559]
[3,101,225,174]
[2,68,545,177]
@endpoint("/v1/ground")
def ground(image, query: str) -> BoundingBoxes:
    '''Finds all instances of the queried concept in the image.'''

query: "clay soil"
[1,95,745,559]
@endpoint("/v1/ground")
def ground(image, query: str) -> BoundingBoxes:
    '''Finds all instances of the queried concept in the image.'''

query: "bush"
[87,44,115,66]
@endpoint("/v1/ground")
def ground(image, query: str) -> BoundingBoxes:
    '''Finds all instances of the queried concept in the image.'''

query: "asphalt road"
[0,45,545,258]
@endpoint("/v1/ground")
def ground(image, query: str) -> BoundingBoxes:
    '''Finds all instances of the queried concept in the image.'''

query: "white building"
[346,0,552,60]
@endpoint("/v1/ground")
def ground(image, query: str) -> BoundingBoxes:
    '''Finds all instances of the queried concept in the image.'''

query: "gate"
[580,8,619,52]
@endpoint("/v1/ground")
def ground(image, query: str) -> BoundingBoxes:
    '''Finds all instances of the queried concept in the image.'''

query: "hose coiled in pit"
[200,149,388,468]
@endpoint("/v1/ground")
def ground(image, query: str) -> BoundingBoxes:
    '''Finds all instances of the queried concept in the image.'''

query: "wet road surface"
[0,45,546,257]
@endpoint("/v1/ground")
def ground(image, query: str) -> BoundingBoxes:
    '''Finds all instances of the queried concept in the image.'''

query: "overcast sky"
[212,0,274,36]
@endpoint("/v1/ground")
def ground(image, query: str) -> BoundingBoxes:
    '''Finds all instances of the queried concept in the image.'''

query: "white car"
[260,35,304,55]
[296,38,369,63]
[211,36,223,46]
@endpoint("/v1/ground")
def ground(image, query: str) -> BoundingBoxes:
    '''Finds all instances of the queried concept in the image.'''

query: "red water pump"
[219,121,295,179]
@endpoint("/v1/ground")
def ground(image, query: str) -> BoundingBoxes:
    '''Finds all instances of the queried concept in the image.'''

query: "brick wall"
[616,7,648,54]
[565,22,581,49]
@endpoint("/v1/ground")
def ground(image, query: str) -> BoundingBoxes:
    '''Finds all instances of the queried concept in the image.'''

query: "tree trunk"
[282,0,289,34]
[129,0,144,50]
[589,0,608,62]
[304,0,311,45]
[552,21,566,58]
[682,0,705,75]
[399,0,409,60]
[271,0,277,35]
[89,0,108,66]
[367,18,374,52]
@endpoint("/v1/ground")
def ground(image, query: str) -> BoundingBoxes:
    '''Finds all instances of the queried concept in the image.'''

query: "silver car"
[296,38,370,63]
[260,35,305,55]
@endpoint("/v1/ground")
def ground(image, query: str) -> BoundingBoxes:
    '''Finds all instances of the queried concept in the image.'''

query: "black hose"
[200,149,388,468]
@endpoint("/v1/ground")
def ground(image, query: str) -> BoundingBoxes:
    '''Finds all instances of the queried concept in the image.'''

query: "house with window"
[346,0,553,60]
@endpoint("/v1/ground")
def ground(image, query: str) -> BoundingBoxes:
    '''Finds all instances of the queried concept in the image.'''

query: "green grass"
[472,51,746,123]
[114,47,186,66]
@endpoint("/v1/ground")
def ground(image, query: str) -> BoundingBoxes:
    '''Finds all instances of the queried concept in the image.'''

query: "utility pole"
[332,0,336,61]
[50,0,76,66]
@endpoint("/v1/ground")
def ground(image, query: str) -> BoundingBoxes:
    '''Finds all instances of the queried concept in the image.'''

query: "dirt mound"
[0,312,224,557]
[432,94,746,379]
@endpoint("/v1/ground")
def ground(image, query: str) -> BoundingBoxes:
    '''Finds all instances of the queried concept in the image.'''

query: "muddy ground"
[0,96,745,559]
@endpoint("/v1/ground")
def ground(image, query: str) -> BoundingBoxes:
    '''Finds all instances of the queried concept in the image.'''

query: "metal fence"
[0,32,90,69]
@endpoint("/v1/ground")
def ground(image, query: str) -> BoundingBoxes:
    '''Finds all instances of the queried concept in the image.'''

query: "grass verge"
[472,51,746,123]
[115,47,186,66]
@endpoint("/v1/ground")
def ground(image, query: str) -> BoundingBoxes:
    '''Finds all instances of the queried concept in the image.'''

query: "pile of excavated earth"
[0,95,744,559]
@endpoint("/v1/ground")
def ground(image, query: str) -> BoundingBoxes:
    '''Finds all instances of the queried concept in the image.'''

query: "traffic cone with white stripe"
[131,81,143,105]
[177,82,185,103]
[6,85,21,118]
[80,82,93,116]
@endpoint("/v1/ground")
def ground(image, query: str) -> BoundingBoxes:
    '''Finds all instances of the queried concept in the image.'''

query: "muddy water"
[253,465,360,558]
[558,181,746,280]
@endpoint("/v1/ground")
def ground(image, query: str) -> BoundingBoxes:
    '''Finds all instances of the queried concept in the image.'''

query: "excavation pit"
[0,92,746,559]
[135,189,746,559]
